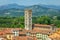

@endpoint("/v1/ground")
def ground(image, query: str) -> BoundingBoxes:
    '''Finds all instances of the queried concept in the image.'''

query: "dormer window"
[13,30,19,36]
[26,32,31,36]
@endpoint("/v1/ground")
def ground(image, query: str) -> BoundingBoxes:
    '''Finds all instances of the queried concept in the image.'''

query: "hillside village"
[0,10,60,40]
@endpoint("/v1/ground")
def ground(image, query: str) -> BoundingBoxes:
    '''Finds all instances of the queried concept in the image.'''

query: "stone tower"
[25,9,32,30]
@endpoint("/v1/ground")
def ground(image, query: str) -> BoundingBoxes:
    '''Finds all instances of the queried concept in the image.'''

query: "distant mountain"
[0,4,60,17]
[39,4,60,10]
[0,3,26,10]
[26,5,60,16]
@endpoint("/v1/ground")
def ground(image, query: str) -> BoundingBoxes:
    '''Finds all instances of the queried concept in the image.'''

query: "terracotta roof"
[0,28,22,34]
[33,28,52,35]
[0,31,5,35]
[19,32,26,34]
[49,30,60,39]
[33,28,52,32]
[56,28,60,31]
[30,30,37,34]
[34,24,52,27]
[12,36,37,40]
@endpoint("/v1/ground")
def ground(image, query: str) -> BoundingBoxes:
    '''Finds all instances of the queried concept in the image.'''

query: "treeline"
[0,16,24,28]
[0,16,60,28]
[33,16,60,28]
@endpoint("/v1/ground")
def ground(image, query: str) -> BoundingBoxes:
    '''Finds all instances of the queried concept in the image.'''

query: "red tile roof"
[34,24,52,27]
[12,36,37,40]
[49,30,60,40]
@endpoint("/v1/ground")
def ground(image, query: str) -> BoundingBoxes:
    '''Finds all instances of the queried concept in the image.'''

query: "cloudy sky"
[0,0,60,6]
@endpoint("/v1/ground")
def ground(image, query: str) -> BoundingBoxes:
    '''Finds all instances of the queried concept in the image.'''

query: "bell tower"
[25,9,32,30]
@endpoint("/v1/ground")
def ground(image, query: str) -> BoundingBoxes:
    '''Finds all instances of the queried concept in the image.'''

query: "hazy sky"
[0,0,60,6]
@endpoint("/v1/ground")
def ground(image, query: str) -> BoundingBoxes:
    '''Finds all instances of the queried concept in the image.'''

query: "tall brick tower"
[25,9,32,30]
